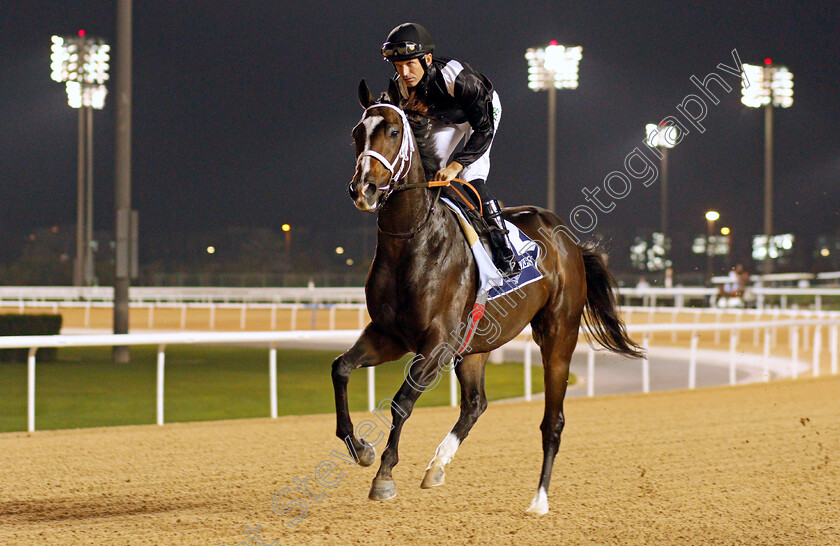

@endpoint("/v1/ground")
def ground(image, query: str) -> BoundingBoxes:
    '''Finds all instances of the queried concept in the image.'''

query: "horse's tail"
[580,244,645,358]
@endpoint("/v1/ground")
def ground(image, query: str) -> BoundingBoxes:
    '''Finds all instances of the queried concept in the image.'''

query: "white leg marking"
[426,432,460,470]
[526,486,549,515]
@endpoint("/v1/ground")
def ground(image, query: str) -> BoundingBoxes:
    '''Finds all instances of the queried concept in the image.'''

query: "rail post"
[813,326,822,377]
[156,344,166,425]
[762,329,771,381]
[367,366,375,412]
[269,345,278,418]
[689,334,698,389]
[524,336,533,401]
[27,347,37,432]
[729,332,738,385]
[450,366,457,407]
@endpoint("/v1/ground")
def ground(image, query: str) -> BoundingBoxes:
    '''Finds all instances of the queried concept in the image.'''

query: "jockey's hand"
[432,161,463,183]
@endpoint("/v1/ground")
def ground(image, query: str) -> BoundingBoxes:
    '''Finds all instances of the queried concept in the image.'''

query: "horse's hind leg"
[527,319,579,515]
[421,352,490,489]
[332,324,406,467]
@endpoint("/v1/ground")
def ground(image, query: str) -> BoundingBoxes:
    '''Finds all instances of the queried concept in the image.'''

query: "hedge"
[0,314,63,362]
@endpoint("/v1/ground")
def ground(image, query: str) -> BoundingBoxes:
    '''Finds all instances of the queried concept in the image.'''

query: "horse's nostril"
[363,183,376,198]
[348,182,356,198]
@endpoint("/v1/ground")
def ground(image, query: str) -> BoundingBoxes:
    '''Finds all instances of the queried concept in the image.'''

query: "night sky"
[1,1,838,269]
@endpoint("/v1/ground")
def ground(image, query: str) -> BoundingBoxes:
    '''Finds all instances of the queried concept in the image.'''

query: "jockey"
[381,22,520,278]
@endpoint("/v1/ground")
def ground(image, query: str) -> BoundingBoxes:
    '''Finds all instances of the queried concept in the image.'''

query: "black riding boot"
[483,199,521,278]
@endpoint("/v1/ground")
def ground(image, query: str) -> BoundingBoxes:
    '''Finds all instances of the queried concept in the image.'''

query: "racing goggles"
[381,41,425,60]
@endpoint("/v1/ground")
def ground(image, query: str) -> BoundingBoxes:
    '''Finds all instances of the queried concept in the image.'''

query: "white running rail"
[1,318,838,432]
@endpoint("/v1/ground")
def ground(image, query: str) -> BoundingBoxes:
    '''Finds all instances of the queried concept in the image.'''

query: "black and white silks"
[394,57,500,183]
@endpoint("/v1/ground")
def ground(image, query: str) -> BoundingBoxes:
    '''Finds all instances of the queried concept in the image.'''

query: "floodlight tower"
[51,32,110,286]
[645,122,680,258]
[741,59,793,275]
[525,42,582,213]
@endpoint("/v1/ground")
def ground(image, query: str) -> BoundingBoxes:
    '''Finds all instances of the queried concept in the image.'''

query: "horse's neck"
[376,152,432,239]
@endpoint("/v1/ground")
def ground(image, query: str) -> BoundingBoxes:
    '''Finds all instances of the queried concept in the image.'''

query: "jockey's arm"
[451,70,495,170]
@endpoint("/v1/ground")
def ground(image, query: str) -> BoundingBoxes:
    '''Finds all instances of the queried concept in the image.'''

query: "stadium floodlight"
[51,32,110,286]
[526,43,582,91]
[645,123,679,149]
[741,59,793,275]
[741,61,794,109]
[525,42,582,212]
[51,34,110,109]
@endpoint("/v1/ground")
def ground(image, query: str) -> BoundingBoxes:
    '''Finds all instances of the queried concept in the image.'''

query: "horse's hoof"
[357,442,376,467]
[525,487,549,515]
[368,478,397,501]
[420,465,445,488]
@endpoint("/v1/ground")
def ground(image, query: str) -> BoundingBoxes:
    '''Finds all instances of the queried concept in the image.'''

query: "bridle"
[353,102,482,239]
[355,102,416,204]
[354,102,441,238]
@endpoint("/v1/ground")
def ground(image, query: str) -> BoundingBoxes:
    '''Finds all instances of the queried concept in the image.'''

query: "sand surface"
[1,375,838,544]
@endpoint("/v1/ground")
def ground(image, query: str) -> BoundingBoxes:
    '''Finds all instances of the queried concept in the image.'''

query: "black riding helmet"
[381,22,435,62]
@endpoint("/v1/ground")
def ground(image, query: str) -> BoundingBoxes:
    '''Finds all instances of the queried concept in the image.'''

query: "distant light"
[281,223,291,232]
[207,246,215,254]
[50,34,110,109]
[764,57,771,65]
[335,246,344,255]
[346,259,354,266]
[821,248,830,257]
[646,122,679,148]
[549,40,558,46]
[525,43,582,91]
[705,211,720,221]
[741,62,793,109]
[721,227,730,235]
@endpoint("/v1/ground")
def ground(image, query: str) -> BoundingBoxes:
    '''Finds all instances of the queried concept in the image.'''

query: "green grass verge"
[0,346,568,433]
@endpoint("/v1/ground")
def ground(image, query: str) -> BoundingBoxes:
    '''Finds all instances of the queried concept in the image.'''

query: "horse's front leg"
[368,344,445,501]
[421,351,489,489]
[332,324,406,467]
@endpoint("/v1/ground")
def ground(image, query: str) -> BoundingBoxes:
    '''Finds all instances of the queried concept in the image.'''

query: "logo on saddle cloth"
[487,224,543,301]
[440,197,544,302]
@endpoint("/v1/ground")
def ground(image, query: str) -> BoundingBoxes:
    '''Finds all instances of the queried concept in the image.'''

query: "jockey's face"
[393,54,432,88]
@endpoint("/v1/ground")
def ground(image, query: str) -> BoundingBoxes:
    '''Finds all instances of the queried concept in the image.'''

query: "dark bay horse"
[332,79,642,514]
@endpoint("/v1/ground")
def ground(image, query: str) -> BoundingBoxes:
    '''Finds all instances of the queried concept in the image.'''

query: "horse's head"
[349,79,415,212]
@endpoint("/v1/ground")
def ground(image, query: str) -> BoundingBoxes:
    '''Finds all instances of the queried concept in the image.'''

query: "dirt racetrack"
[1,375,838,544]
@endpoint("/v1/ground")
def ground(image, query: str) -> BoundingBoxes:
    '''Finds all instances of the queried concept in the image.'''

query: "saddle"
[439,182,492,240]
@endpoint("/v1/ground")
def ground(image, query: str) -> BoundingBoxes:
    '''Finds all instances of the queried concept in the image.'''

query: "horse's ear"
[387,78,401,106]
[358,79,374,109]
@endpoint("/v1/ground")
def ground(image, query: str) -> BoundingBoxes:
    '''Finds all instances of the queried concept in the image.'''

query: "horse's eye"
[390,129,399,138]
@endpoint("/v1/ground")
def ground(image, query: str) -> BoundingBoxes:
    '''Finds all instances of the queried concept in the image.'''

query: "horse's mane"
[376,92,438,181]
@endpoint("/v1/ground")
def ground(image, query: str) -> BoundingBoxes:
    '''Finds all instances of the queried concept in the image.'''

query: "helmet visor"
[381,41,425,60]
